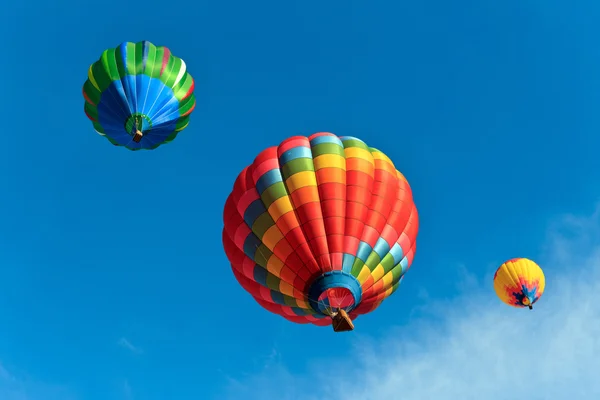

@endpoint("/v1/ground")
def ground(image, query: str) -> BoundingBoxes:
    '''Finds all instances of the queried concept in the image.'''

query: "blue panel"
[242,234,261,260]
[309,134,343,147]
[252,265,268,286]
[388,243,404,264]
[373,238,391,259]
[341,253,356,273]
[256,169,283,194]
[307,271,363,315]
[141,41,150,70]
[243,199,267,227]
[356,241,373,263]
[279,146,312,166]
[399,257,409,273]
[291,307,309,316]
[270,290,285,306]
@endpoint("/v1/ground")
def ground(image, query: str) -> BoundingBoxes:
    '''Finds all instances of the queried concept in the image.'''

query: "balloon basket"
[332,309,354,332]
[133,131,143,143]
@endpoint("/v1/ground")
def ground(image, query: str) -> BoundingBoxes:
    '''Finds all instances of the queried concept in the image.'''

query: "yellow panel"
[88,66,100,90]
[396,170,407,182]
[266,255,285,277]
[382,271,394,288]
[344,147,374,164]
[313,154,346,171]
[267,196,294,222]
[296,299,309,309]
[371,265,385,282]
[262,225,284,251]
[357,266,371,284]
[278,280,295,297]
[285,171,317,193]
[372,150,393,165]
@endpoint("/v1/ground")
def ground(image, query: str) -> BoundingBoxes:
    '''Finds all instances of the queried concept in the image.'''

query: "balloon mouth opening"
[307,271,362,315]
[125,113,153,142]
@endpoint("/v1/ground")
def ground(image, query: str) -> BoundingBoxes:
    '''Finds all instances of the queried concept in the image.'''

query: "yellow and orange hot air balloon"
[493,258,545,310]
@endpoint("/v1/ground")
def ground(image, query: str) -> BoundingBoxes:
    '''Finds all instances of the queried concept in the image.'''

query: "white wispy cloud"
[0,362,77,400]
[117,338,143,355]
[123,379,133,400]
[220,208,600,400]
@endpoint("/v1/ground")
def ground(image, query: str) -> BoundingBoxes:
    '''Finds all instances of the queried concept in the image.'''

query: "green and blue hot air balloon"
[82,40,196,151]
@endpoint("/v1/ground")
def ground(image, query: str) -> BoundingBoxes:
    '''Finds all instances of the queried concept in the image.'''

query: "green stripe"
[260,183,287,209]
[83,80,101,105]
[178,95,195,116]
[252,244,272,267]
[84,102,98,121]
[92,121,105,134]
[364,252,382,271]
[391,264,402,282]
[149,47,163,78]
[173,74,194,101]
[252,213,276,239]
[311,142,345,158]
[281,158,314,178]
[264,271,281,291]
[342,138,369,151]
[380,253,396,274]
[164,57,182,87]
[350,258,365,277]
[174,116,190,131]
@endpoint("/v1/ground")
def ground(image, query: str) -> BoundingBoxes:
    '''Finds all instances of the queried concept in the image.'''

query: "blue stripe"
[270,290,285,306]
[279,146,312,166]
[141,40,149,70]
[307,271,363,314]
[243,199,267,227]
[253,265,268,286]
[256,169,283,194]
[291,307,309,316]
[309,135,343,147]
[389,243,404,264]
[356,242,373,263]
[399,257,409,274]
[341,253,356,273]
[373,238,391,259]
[243,234,262,260]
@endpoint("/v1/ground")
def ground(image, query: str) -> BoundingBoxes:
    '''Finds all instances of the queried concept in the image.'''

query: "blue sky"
[1,0,600,399]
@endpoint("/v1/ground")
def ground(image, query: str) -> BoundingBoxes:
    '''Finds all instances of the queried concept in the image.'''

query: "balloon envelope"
[493,258,545,309]
[82,40,196,151]
[222,132,419,330]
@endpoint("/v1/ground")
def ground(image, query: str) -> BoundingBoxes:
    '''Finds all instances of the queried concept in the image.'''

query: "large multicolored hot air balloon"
[222,132,419,332]
[82,41,196,151]
[493,258,545,310]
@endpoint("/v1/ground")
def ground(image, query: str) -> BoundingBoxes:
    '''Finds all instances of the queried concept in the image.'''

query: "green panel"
[365,252,382,271]
[251,213,276,239]
[252,244,272,268]
[350,258,366,277]
[164,57,183,87]
[310,142,345,158]
[260,182,288,208]
[281,158,314,178]
[84,102,98,121]
[264,272,281,291]
[342,138,369,151]
[380,253,396,274]
[173,74,194,100]
[149,47,163,79]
